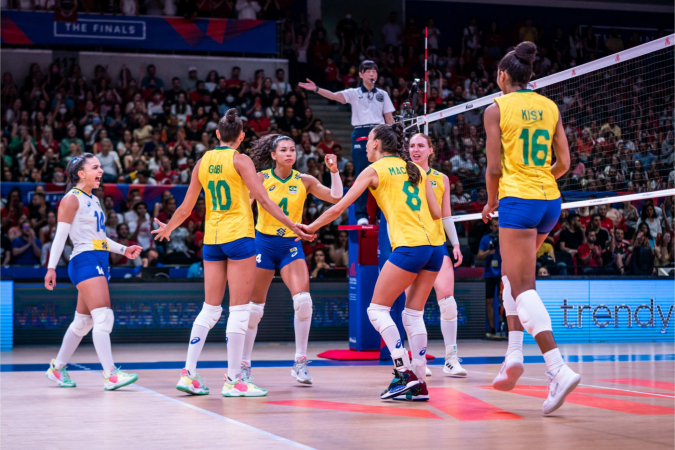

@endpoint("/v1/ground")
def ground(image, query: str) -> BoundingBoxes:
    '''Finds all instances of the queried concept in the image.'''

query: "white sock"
[242,325,257,366]
[226,333,245,380]
[409,333,427,364]
[294,315,311,361]
[442,319,458,355]
[543,348,565,375]
[186,324,209,375]
[90,307,115,378]
[380,325,402,353]
[54,318,89,368]
[507,331,524,357]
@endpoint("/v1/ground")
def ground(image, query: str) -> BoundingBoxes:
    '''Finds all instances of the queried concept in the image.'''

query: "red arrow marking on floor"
[594,379,675,392]
[264,400,442,419]
[427,388,522,421]
[480,385,675,415]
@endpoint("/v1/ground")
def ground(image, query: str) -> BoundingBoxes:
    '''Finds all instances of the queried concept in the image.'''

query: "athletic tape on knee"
[292,292,313,321]
[194,302,223,330]
[226,304,251,335]
[69,312,93,337]
[402,308,427,337]
[367,303,396,333]
[502,276,518,316]
[438,296,457,322]
[91,307,114,334]
[516,290,552,337]
[248,302,265,329]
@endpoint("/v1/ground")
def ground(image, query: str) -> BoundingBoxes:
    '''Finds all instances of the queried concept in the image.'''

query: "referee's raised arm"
[299,79,347,104]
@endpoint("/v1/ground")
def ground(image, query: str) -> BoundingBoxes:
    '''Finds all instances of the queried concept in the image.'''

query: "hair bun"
[514,41,537,65]
[225,108,238,123]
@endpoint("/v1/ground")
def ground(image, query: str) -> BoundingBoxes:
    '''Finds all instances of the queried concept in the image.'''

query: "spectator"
[183,67,199,93]
[249,103,271,136]
[141,65,164,93]
[597,204,614,231]
[155,157,178,184]
[600,116,621,139]
[327,230,349,266]
[11,218,42,265]
[655,232,672,267]
[637,203,662,239]
[103,195,124,225]
[450,141,476,180]
[129,202,155,249]
[111,223,137,266]
[381,11,402,47]
[605,29,624,54]
[133,115,154,145]
[98,138,122,182]
[611,227,630,274]
[317,130,338,155]
[632,141,658,169]
[450,180,471,214]
[165,77,186,105]
[134,169,158,185]
[469,187,487,214]
[477,218,501,337]
[577,229,604,274]
[310,248,331,278]
[519,17,538,43]
[626,225,655,274]
[341,161,356,187]
[332,144,348,172]
[59,125,84,164]
[558,213,584,257]
[588,214,610,249]
[236,0,260,19]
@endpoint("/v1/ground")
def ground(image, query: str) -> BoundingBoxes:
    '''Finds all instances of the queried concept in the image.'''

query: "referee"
[300,60,395,225]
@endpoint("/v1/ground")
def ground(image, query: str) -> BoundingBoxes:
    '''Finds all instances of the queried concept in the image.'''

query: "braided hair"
[371,123,422,186]
[65,153,96,192]
[250,133,294,171]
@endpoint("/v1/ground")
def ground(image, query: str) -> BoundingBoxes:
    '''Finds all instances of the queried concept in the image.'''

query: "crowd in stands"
[1,10,673,273]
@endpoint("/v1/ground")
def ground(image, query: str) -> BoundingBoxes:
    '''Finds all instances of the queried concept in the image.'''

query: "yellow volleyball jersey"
[427,169,446,243]
[493,90,561,201]
[369,157,443,250]
[198,146,255,245]
[256,169,306,238]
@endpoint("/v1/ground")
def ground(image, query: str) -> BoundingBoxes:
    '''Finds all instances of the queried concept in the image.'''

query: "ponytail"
[250,133,294,170]
[65,153,96,192]
[371,123,422,186]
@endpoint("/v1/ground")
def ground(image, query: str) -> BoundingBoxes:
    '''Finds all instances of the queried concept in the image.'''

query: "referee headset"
[358,60,379,101]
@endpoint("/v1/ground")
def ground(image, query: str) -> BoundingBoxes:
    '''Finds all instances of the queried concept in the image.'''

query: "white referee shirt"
[338,86,395,127]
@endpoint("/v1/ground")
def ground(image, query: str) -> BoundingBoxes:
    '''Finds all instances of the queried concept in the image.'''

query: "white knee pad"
[69,312,94,337]
[367,303,396,333]
[248,302,265,329]
[293,292,313,321]
[516,290,552,337]
[438,296,457,322]
[194,303,223,330]
[402,308,427,337]
[91,307,114,334]
[502,276,518,316]
[226,304,251,335]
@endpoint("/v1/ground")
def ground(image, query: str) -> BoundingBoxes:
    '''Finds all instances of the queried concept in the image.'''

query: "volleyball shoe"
[176,368,210,395]
[222,376,267,397]
[46,359,76,388]
[291,357,313,385]
[104,367,138,391]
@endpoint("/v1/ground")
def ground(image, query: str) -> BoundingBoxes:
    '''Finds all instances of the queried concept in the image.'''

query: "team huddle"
[43,42,581,414]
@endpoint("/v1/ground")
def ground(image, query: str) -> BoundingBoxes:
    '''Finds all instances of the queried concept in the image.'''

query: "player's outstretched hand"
[452,244,463,267]
[124,245,143,260]
[481,201,498,224]
[44,268,56,291]
[298,78,316,92]
[152,218,171,242]
[293,223,316,242]
[325,154,338,173]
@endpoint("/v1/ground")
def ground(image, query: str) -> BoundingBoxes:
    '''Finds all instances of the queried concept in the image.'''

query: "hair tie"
[272,135,293,148]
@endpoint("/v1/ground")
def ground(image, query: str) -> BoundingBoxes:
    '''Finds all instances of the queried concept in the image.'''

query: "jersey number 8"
[207,180,232,211]
[402,181,421,211]
[519,128,550,166]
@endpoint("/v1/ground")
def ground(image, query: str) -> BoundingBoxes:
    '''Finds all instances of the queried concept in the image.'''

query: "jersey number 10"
[207,180,232,211]
[519,128,550,166]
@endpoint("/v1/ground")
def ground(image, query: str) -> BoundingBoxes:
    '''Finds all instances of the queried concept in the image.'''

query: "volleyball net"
[414,34,675,223]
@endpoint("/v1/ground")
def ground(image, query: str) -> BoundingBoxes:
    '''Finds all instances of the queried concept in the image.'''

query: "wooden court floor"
[2,341,674,450]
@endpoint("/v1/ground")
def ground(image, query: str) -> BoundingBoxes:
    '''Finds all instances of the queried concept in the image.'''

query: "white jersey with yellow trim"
[66,188,109,258]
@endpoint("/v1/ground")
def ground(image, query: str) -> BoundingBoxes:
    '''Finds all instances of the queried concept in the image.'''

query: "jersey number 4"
[207,180,232,211]
[519,128,550,166]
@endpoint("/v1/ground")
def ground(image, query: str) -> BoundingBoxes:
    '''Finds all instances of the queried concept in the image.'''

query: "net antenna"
[424,26,428,135]
[423,34,675,220]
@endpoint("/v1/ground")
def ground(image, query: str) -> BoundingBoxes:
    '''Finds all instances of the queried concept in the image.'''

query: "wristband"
[315,86,320,93]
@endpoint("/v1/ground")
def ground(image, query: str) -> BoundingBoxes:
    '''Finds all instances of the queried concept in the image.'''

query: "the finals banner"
[1,11,277,54]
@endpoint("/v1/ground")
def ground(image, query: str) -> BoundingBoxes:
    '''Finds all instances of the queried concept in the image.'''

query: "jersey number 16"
[519,128,550,166]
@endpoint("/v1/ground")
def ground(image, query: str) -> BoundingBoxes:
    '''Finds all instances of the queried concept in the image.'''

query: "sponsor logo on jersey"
[294,173,301,180]
[376,93,384,102]
[269,185,276,192]
[289,186,298,194]
[431,180,437,188]
[190,337,201,344]
[263,172,270,179]
[276,228,286,236]
[290,247,298,257]
[87,201,91,207]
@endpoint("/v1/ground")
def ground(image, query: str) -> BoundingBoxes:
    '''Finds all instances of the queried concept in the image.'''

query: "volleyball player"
[299,123,443,400]
[44,154,142,390]
[406,133,466,380]
[481,41,579,415]
[153,109,314,397]
[241,134,343,385]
